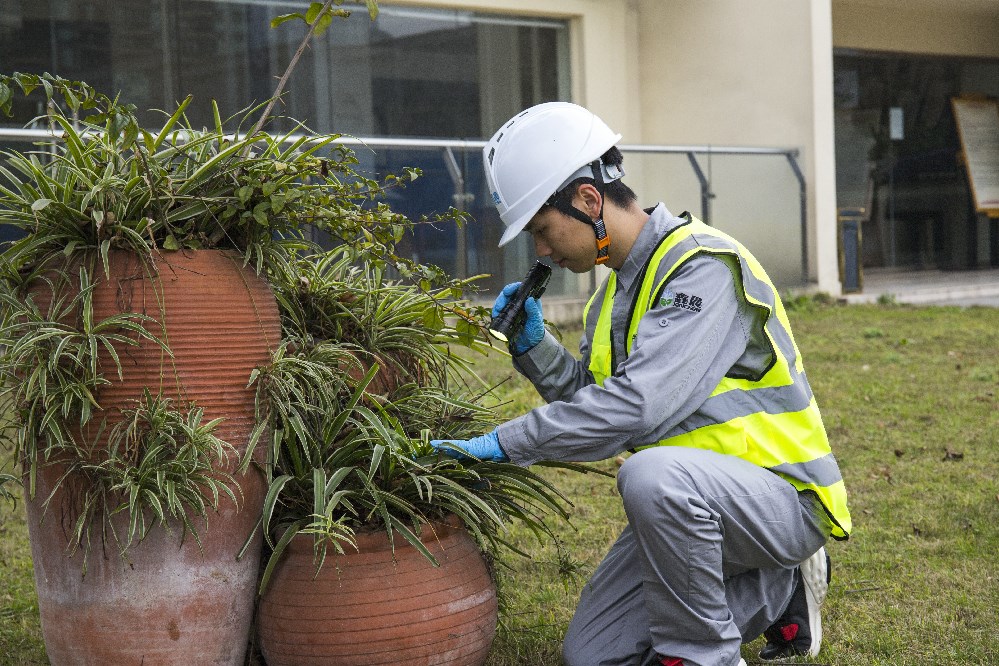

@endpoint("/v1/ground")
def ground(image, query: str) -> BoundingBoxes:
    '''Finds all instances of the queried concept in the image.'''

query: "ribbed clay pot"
[258,517,498,666]
[22,249,280,665]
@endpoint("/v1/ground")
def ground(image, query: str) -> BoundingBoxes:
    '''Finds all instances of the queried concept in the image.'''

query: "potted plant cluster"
[0,70,359,662]
[0,8,598,664]
[247,248,594,665]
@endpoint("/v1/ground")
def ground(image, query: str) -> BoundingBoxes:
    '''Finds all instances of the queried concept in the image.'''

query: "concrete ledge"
[839,268,999,306]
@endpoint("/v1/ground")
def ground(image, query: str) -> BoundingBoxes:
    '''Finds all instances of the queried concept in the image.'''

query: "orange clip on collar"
[595,235,611,265]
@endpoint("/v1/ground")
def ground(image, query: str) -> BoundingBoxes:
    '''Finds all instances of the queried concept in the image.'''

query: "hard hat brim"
[498,215,529,247]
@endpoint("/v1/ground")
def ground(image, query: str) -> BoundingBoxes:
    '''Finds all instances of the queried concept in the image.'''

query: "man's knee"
[617,447,689,507]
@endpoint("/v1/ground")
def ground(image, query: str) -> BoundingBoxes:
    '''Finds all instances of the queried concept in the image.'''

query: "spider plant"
[247,249,604,593]
[0,262,240,565]
[273,248,485,394]
[0,472,17,504]
[0,78,403,282]
[0,71,449,285]
[0,265,168,492]
[0,72,449,568]
[53,389,241,572]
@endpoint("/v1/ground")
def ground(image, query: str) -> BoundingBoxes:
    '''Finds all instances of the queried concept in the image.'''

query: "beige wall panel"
[627,153,804,286]
[634,1,813,146]
[833,1,999,58]
[625,154,703,217]
[712,157,805,287]
[634,0,838,289]
[811,0,841,294]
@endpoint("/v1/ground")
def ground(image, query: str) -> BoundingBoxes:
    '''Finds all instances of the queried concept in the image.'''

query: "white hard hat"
[483,102,622,247]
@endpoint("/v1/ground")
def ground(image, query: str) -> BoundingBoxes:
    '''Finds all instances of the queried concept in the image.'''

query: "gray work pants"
[562,447,830,666]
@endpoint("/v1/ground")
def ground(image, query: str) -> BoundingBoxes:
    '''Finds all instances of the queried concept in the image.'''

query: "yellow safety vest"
[583,214,851,539]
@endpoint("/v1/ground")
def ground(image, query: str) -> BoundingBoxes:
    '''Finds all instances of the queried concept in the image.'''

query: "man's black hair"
[548,146,638,211]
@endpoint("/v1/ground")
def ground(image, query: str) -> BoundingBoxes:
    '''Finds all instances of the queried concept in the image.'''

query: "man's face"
[524,206,595,273]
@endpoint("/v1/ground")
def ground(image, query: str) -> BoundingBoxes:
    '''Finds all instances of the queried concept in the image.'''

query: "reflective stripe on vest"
[584,215,852,538]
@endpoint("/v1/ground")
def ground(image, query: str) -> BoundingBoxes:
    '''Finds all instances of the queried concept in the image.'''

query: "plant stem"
[247,0,336,142]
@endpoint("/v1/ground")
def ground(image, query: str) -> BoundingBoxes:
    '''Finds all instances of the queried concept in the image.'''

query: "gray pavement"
[840,267,999,307]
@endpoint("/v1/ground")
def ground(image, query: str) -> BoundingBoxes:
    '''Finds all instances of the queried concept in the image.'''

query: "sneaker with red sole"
[758,546,830,660]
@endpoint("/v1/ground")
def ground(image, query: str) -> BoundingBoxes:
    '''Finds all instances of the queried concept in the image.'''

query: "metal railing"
[301,136,808,279]
[0,127,809,283]
[619,144,807,281]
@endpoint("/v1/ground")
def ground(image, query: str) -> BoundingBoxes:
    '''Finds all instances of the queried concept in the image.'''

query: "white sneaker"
[758,546,830,659]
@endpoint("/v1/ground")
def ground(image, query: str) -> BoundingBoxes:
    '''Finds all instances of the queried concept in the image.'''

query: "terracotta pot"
[22,249,280,665]
[258,518,498,666]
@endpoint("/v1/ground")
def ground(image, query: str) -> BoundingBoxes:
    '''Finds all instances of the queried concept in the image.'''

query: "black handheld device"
[488,261,552,343]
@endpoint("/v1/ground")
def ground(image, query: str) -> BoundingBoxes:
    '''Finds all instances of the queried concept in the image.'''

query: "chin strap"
[591,216,611,265]
[547,159,621,265]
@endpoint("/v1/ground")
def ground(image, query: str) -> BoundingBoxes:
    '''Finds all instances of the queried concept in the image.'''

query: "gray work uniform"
[496,204,831,666]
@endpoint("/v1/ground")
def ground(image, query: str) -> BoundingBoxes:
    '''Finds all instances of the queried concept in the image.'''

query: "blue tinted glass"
[0,1,569,294]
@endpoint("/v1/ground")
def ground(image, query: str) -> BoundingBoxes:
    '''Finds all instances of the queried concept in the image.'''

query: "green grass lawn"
[2,301,998,665]
[479,301,999,666]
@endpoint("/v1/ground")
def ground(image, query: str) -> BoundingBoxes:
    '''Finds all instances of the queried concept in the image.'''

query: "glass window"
[833,51,999,270]
[1,1,571,295]
[1,2,569,136]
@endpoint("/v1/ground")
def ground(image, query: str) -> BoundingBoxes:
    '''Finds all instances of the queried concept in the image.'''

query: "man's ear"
[574,182,603,218]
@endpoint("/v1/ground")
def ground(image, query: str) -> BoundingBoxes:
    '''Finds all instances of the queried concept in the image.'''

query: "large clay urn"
[22,250,280,665]
[258,517,498,665]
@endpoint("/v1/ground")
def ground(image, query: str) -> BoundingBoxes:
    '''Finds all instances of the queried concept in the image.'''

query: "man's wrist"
[493,431,509,461]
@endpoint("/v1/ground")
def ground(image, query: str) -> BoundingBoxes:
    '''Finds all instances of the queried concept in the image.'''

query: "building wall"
[7,0,993,301]
[633,0,838,289]
[386,0,999,294]
[393,0,840,291]
[832,1,999,58]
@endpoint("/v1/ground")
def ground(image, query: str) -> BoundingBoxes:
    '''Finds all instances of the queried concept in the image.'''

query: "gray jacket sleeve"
[496,256,754,465]
[509,328,595,404]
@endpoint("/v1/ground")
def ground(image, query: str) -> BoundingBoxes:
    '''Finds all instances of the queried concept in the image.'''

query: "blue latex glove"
[492,282,545,355]
[431,430,508,462]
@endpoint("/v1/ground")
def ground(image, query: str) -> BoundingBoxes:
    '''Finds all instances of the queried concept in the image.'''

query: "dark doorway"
[834,52,999,270]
